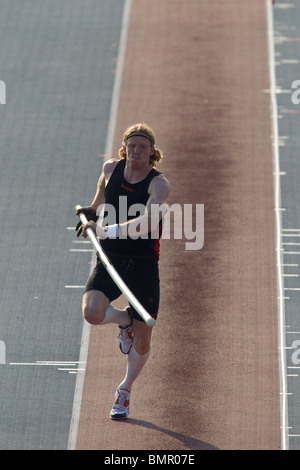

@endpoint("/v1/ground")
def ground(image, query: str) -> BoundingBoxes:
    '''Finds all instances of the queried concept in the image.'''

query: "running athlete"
[75,123,169,420]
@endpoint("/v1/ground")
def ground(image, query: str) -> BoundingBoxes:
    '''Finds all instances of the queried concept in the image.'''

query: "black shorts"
[84,254,160,322]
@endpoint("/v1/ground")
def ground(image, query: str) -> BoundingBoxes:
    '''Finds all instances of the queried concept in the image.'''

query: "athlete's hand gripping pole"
[75,205,156,327]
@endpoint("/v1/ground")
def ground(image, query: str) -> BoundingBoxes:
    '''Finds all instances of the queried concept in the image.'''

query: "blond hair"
[119,123,163,168]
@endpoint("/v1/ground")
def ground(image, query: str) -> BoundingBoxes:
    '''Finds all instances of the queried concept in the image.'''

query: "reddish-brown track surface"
[76,0,281,450]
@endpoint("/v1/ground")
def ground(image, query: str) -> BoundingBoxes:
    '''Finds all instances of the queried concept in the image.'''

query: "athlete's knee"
[83,305,104,325]
[82,302,102,325]
[134,340,151,356]
[132,322,153,355]
[82,292,107,325]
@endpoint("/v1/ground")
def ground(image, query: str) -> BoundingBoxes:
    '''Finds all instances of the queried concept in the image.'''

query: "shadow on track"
[124,418,219,450]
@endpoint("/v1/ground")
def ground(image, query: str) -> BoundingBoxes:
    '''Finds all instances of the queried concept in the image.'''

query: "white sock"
[118,345,150,392]
[100,305,131,327]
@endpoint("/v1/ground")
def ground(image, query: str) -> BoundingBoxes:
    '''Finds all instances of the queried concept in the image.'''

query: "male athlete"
[75,123,169,419]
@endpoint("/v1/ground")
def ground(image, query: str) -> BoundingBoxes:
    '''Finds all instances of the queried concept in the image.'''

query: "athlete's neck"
[124,163,152,184]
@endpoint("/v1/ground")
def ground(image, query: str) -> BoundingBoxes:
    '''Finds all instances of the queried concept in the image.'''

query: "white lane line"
[281,59,299,64]
[10,362,78,366]
[37,361,84,364]
[283,243,300,246]
[266,0,289,451]
[9,361,85,374]
[274,4,295,10]
[69,249,94,252]
[67,0,132,451]
[65,286,85,289]
[103,1,132,160]
[264,88,292,93]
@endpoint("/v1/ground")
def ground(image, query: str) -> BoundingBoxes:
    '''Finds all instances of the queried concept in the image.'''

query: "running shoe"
[118,307,133,354]
[110,388,130,420]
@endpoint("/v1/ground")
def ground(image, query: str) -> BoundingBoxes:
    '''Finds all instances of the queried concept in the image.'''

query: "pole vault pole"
[75,205,156,327]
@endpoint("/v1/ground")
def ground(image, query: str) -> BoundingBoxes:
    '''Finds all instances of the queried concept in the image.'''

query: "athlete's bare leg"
[82,290,131,326]
[132,318,153,355]
[116,317,154,392]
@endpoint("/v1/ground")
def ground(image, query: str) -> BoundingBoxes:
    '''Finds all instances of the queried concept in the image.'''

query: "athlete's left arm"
[146,173,170,224]
[119,174,170,237]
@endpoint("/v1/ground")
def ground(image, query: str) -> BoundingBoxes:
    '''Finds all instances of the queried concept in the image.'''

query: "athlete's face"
[125,136,154,169]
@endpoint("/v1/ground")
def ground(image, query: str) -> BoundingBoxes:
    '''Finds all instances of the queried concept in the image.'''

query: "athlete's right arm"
[90,159,119,210]
[90,171,105,211]
[74,172,105,229]
[75,159,119,218]
[75,159,119,237]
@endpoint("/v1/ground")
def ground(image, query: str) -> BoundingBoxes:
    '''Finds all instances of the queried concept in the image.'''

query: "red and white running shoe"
[110,389,130,420]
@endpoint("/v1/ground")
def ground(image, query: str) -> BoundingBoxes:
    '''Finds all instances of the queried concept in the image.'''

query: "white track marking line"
[67,0,132,451]
[266,0,289,450]
[65,286,85,289]
[69,249,94,252]
[9,361,85,374]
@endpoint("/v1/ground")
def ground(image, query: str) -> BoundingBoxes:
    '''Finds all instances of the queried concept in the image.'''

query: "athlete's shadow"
[124,418,219,450]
